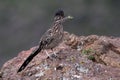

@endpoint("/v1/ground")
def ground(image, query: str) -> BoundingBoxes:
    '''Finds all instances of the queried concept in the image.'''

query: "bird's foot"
[45,50,58,60]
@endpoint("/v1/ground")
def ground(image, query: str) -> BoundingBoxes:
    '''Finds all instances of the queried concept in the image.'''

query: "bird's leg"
[50,48,59,59]
[45,49,58,60]
[51,48,57,56]
[45,50,53,59]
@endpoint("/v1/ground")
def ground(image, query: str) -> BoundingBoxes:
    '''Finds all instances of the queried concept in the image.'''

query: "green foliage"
[87,55,95,61]
[82,48,96,61]
[81,48,94,55]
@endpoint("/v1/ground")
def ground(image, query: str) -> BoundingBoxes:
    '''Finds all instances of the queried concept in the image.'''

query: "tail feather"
[17,46,42,73]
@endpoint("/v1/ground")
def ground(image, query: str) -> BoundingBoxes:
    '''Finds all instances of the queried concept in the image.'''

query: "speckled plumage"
[17,10,71,73]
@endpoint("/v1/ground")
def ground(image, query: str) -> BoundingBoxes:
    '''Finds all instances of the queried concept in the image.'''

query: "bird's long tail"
[17,45,42,73]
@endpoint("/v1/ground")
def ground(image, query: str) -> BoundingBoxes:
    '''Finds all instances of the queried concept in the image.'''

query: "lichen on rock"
[1,32,120,80]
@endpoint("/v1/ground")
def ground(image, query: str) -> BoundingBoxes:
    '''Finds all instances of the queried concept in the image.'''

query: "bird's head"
[54,10,73,23]
[54,10,65,21]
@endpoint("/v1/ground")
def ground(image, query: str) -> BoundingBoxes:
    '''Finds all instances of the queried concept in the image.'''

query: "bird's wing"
[39,28,54,46]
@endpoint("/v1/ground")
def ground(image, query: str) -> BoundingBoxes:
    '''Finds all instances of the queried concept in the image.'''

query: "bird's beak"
[67,16,74,19]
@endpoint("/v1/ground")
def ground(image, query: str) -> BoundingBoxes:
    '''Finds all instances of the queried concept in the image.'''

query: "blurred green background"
[0,0,120,67]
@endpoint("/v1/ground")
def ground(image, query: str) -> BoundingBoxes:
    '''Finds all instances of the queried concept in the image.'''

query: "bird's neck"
[51,21,63,32]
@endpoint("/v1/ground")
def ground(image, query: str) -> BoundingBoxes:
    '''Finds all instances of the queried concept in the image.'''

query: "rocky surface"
[1,32,120,80]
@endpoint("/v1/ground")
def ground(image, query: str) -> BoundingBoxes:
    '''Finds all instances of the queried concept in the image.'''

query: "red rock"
[1,32,120,80]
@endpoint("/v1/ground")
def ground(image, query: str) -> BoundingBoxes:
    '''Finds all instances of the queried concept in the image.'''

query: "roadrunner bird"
[17,10,73,73]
